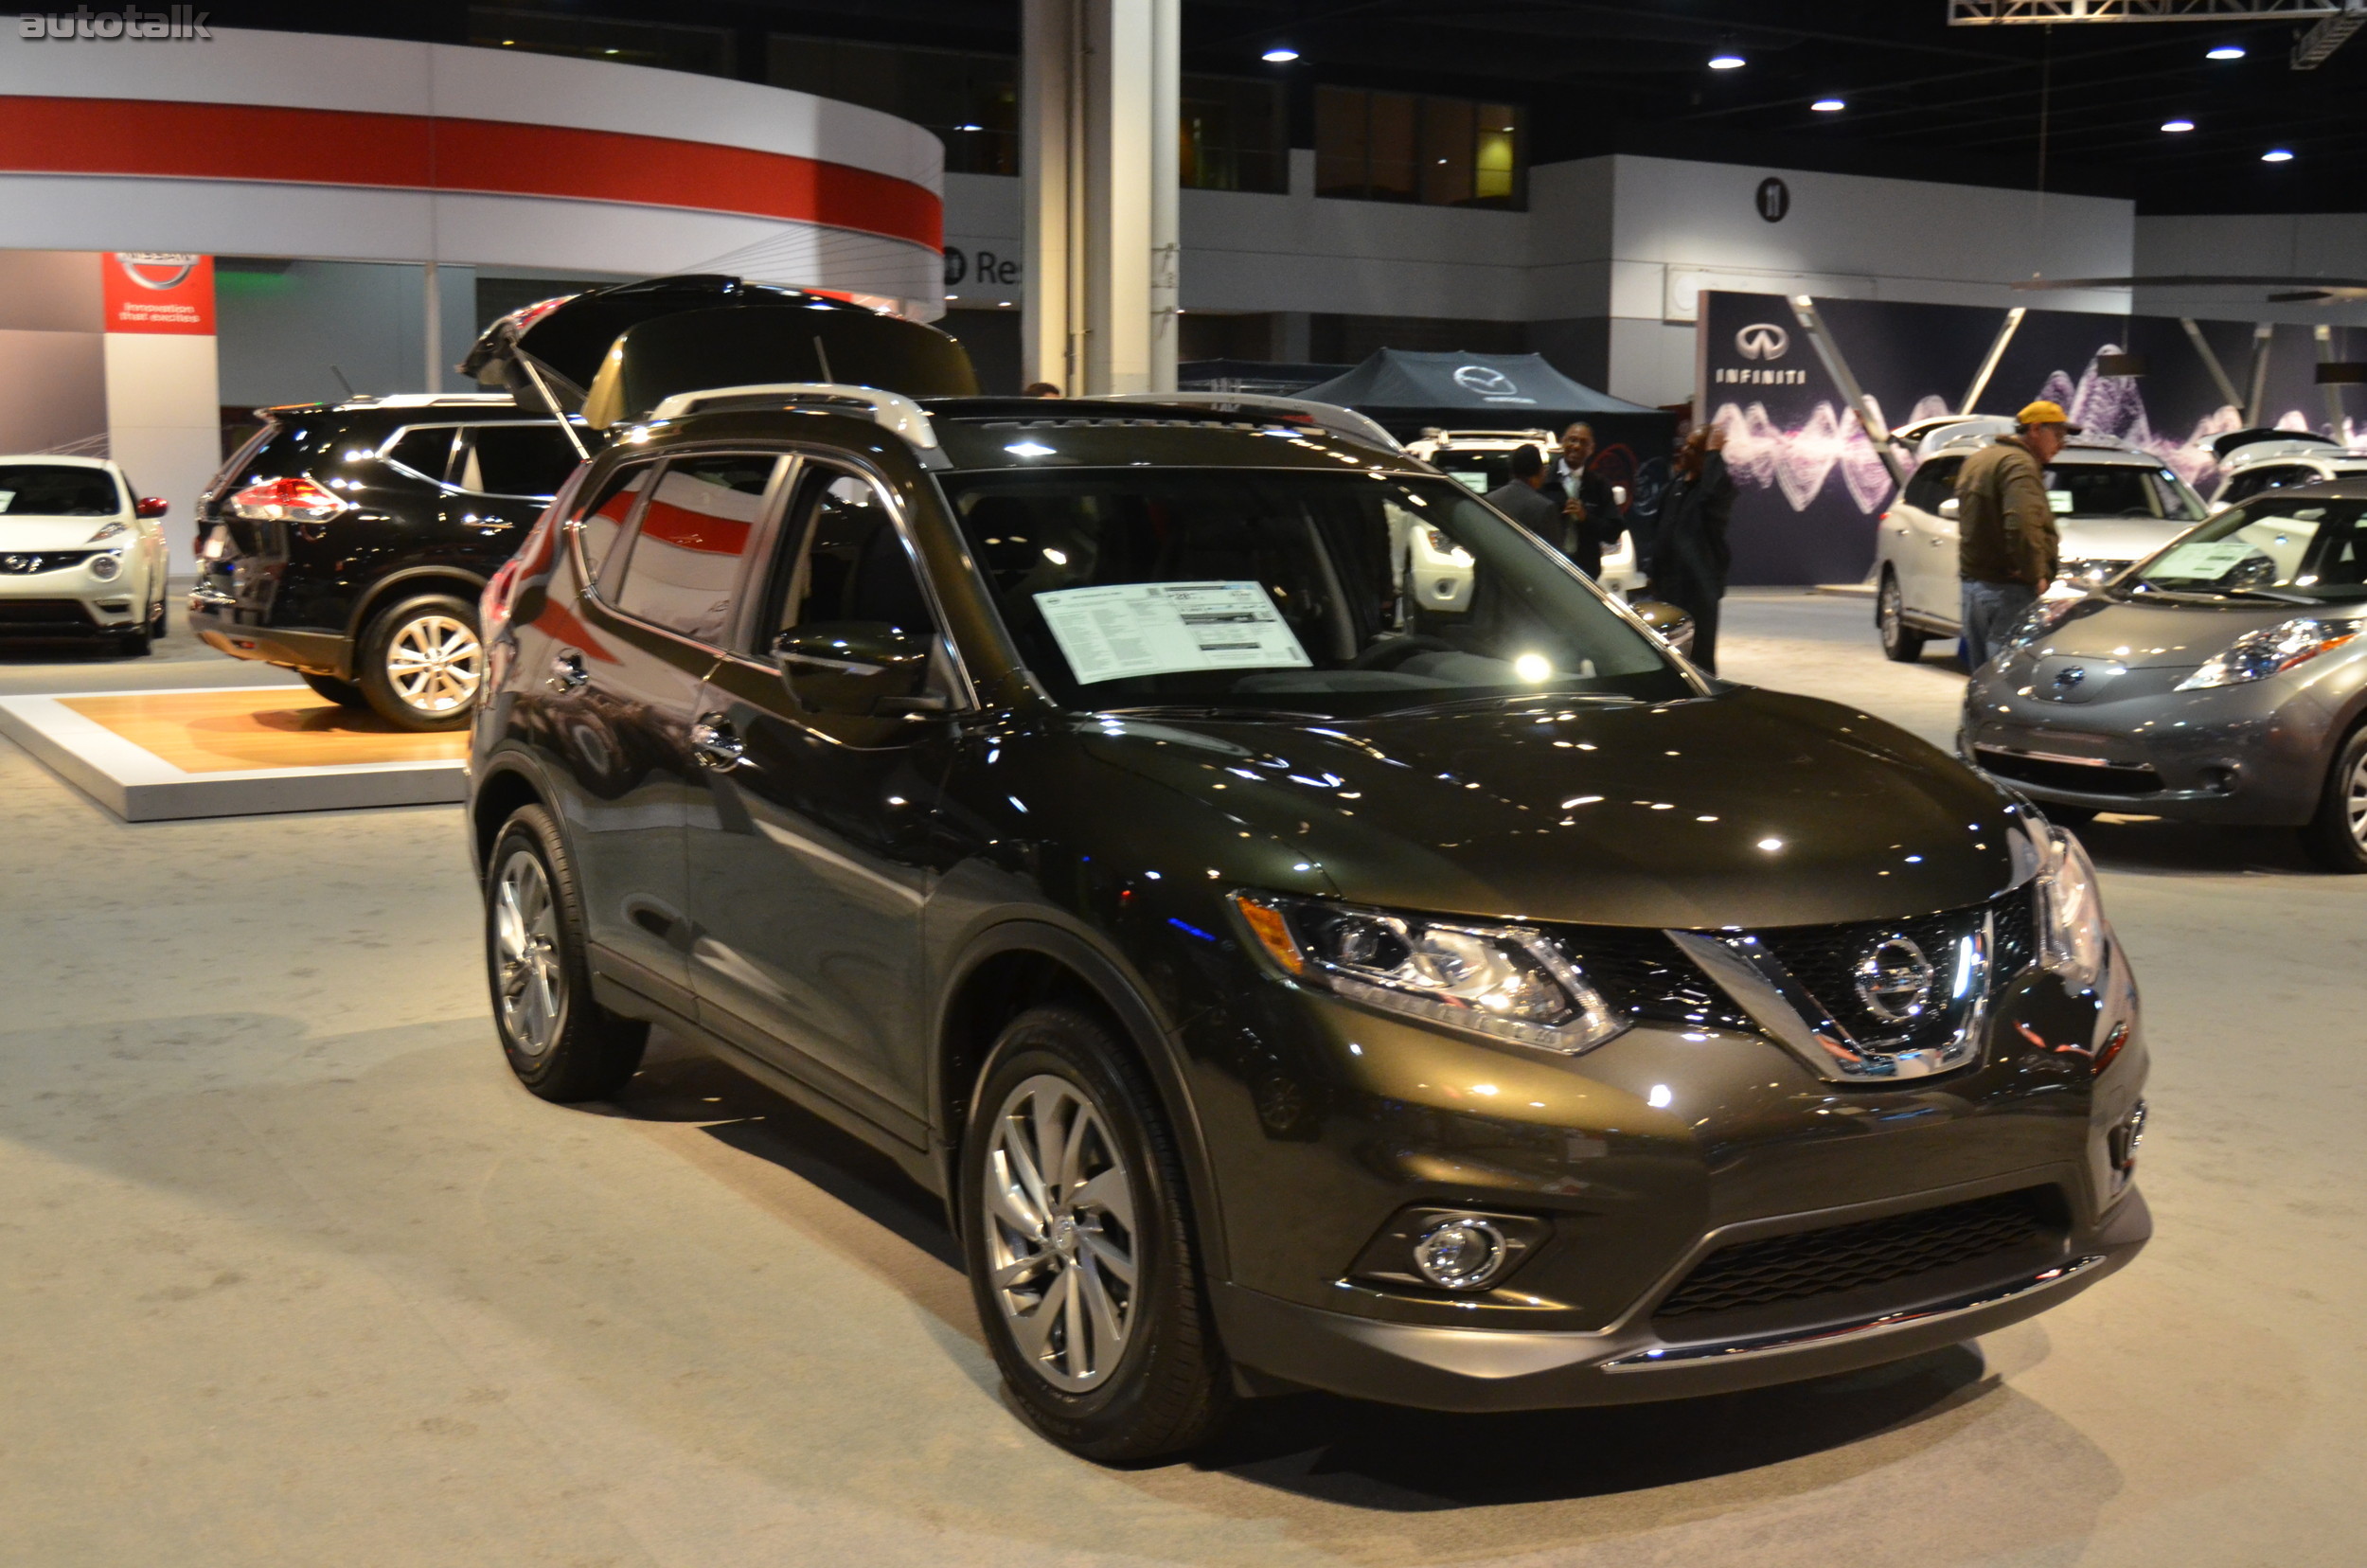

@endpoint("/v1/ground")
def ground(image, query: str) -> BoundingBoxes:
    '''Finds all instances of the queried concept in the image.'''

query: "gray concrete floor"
[1,588,2359,1566]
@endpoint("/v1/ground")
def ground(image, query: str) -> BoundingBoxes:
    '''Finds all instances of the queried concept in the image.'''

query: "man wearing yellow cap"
[1953,399,2075,669]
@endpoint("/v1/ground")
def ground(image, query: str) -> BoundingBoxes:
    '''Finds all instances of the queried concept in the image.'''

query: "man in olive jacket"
[1955,399,2073,669]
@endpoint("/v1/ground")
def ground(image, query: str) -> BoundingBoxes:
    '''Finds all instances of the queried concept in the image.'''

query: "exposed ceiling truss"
[1949,0,2346,20]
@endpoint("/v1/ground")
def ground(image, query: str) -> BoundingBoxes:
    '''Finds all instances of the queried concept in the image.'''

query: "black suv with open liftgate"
[467,310,2149,1459]
[187,393,584,727]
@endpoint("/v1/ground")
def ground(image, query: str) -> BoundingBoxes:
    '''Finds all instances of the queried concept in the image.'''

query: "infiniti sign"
[1735,324,1789,361]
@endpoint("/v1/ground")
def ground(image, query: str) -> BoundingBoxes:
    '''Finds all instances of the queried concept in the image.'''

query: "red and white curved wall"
[0,26,946,526]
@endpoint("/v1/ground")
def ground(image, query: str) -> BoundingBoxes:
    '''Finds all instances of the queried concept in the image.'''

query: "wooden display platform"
[0,686,469,821]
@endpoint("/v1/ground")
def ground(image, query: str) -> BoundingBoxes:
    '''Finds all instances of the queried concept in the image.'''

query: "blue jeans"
[1960,579,2038,671]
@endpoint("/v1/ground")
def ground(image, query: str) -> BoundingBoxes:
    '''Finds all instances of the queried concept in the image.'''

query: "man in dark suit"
[1652,422,1735,673]
[1540,422,1618,579]
[1482,443,1561,536]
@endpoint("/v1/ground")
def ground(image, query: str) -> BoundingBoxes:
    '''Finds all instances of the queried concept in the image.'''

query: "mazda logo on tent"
[1452,365,1518,397]
[1735,324,1789,361]
[116,253,200,291]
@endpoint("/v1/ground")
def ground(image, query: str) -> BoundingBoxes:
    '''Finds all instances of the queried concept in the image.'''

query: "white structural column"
[1022,0,1179,395]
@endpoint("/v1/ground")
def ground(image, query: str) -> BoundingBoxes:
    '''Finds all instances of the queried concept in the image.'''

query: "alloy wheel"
[492,848,564,1057]
[981,1073,1139,1393]
[2347,750,2367,848]
[385,614,483,714]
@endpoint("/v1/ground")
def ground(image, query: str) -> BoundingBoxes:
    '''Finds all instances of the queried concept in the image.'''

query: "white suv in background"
[2208,432,2367,506]
[1873,417,2208,662]
[1405,429,1647,599]
[0,455,170,655]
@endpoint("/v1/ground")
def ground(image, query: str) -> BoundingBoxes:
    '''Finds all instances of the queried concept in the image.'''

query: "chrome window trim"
[376,418,583,501]
[583,451,793,658]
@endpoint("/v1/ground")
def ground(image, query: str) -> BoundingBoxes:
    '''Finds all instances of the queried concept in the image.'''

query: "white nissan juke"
[0,455,171,654]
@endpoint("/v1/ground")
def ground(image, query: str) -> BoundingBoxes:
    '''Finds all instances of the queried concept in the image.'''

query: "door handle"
[689,716,746,770]
[547,650,588,691]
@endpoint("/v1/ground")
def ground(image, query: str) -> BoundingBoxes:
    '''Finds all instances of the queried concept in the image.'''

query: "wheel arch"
[468,754,551,880]
[932,918,1230,1280]
[347,565,492,643]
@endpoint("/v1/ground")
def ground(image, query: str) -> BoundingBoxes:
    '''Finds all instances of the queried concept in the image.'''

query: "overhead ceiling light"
[2262,148,2295,162]
[1261,45,1298,62]
[2206,45,2246,60]
[1708,52,1746,70]
[2161,118,2196,133]
[1811,98,1845,112]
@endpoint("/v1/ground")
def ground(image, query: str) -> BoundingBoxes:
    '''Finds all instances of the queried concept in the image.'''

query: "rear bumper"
[187,592,352,677]
[1214,1185,2149,1412]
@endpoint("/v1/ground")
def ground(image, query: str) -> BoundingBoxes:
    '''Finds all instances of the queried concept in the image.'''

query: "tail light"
[229,475,350,523]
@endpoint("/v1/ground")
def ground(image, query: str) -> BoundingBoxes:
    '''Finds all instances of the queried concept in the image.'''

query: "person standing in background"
[1955,399,2071,670]
[1542,422,1618,579]
[1482,443,1562,537]
[1652,422,1735,673]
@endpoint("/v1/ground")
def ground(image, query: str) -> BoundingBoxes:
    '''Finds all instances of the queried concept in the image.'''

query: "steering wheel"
[1351,633,1457,671]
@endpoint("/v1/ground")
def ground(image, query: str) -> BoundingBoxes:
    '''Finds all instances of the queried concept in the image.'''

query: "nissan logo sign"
[1452,365,1519,397]
[1735,324,1789,361]
[116,252,200,290]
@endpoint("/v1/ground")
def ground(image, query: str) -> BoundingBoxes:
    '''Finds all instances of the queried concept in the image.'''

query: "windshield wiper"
[1385,691,1644,718]
[1097,704,1336,722]
[2214,585,2326,606]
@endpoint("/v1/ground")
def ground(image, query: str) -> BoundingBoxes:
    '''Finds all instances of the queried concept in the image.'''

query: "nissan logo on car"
[1735,324,1789,361]
[1854,935,1937,1025]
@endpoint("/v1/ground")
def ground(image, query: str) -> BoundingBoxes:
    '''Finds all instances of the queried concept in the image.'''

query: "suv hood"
[0,517,125,548]
[1079,687,2021,930]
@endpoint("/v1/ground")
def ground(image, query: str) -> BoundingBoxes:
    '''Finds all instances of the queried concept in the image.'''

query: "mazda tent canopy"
[1299,350,1664,426]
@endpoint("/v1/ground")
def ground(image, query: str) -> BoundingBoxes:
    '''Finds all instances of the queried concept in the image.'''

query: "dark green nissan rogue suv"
[467,383,2150,1462]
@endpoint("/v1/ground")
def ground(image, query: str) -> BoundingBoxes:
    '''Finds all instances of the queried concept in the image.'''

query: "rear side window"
[382,426,457,484]
[0,464,122,516]
[608,454,781,645]
[1901,456,1961,512]
[575,464,654,581]
[2220,464,2312,505]
[461,422,582,498]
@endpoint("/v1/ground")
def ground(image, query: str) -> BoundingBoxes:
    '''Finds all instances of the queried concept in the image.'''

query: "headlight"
[1232,892,1628,1053]
[2175,616,2361,689]
[88,552,121,580]
[2025,816,2109,990]
[86,521,127,543]
[2009,596,2086,649]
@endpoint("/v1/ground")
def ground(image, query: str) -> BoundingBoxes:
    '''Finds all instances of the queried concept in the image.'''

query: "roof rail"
[1097,390,1401,451]
[645,383,938,448]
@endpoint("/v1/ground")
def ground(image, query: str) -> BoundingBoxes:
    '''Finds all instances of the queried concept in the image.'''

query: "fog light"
[89,553,121,580]
[2108,1099,2146,1186]
[1413,1217,1508,1290]
[1350,1205,1548,1293]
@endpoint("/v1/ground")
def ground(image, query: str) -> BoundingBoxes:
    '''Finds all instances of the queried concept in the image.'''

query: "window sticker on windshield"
[0,492,14,512]
[1452,472,1489,492]
[2047,490,2074,513]
[2150,540,2261,579]
[1034,581,1312,685]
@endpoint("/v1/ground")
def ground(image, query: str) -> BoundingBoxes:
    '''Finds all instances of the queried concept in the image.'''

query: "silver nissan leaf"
[1961,481,2367,871]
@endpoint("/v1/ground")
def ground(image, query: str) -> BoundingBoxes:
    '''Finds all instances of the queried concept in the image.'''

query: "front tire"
[962,1006,1229,1463]
[2301,723,2367,873]
[485,805,649,1100]
[359,594,483,731]
[1878,571,1927,663]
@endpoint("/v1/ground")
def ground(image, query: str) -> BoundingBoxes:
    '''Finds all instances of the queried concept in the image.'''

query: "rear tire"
[962,1005,1230,1464]
[1878,572,1927,663]
[357,594,483,731]
[484,805,649,1100]
[299,670,367,707]
[2300,723,2367,874]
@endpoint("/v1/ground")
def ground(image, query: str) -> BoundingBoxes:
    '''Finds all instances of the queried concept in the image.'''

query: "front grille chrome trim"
[1600,1254,2107,1371]
[1667,914,1993,1081]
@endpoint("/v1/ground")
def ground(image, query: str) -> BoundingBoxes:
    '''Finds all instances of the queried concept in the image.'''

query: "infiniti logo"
[1853,935,1936,1025]
[1735,323,1789,361]
[1452,365,1519,397]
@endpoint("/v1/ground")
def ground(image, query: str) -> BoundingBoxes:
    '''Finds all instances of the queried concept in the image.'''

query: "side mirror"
[136,496,169,519]
[1629,598,1697,656]
[1937,497,1961,520]
[774,622,945,718]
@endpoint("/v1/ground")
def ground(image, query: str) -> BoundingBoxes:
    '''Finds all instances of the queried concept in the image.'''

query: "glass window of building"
[1180,76,1287,193]
[768,36,1019,176]
[1315,86,1524,208]
[471,7,735,78]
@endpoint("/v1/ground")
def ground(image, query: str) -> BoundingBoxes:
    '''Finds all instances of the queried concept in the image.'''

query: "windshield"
[941,468,1692,717]
[2048,462,2204,522]
[2125,496,2367,602]
[0,465,121,517]
[1425,448,1520,494]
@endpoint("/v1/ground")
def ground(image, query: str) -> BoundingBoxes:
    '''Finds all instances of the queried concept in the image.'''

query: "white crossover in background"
[0,455,171,655]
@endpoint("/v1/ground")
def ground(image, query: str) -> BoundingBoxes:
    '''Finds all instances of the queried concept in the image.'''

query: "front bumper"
[1216,1184,2148,1411]
[1960,649,2338,825]
[187,588,352,676]
[0,558,144,635]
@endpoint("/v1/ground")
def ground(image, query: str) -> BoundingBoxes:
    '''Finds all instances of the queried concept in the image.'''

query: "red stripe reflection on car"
[633,502,751,557]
